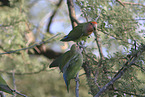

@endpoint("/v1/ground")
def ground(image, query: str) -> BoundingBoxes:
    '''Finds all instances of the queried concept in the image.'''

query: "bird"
[49,44,83,92]
[60,21,97,42]
[0,75,14,95]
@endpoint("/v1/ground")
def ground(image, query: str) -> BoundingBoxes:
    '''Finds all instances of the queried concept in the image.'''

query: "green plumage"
[60,21,97,42]
[0,75,14,95]
[49,44,83,92]
[60,23,85,41]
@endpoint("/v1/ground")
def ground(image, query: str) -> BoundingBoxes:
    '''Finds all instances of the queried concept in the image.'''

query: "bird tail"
[63,73,70,92]
[60,36,70,41]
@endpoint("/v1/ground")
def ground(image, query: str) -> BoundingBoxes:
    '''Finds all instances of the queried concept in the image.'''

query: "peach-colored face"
[86,22,97,35]
[91,22,97,30]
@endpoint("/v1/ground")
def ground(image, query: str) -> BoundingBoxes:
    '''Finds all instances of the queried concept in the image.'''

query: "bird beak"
[93,24,97,31]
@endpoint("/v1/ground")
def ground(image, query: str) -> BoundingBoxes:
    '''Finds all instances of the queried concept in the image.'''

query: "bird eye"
[90,22,93,25]
[90,22,96,30]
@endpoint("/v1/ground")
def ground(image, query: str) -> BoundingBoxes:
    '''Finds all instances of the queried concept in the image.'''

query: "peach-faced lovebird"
[60,21,97,41]
[49,44,83,92]
[0,75,13,95]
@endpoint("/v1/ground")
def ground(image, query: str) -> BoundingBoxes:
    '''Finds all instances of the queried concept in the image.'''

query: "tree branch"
[32,44,63,59]
[13,90,27,97]
[98,28,133,45]
[114,89,145,97]
[75,72,79,97]
[12,70,16,97]
[94,44,145,97]
[123,2,145,7]
[93,30,104,65]
[0,63,48,75]
[0,33,61,55]
[46,0,63,33]
[67,0,79,28]
[0,0,10,7]
[116,0,125,7]
[133,64,145,72]
[116,0,145,7]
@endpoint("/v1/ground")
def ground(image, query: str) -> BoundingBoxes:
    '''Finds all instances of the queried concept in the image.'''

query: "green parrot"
[60,21,97,41]
[49,44,83,92]
[0,75,13,95]
[49,46,74,72]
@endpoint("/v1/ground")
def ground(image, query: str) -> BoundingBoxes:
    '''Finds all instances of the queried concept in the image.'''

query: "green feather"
[0,75,14,95]
[62,44,83,92]
[60,23,88,41]
[49,44,83,92]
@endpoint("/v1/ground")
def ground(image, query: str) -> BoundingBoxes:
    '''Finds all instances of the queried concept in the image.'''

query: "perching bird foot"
[75,77,80,82]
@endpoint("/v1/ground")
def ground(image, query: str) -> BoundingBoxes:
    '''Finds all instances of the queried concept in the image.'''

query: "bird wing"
[49,51,70,68]
[0,75,14,95]
[63,51,83,92]
[65,23,86,41]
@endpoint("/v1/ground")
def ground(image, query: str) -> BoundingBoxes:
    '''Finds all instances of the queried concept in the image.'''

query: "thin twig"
[114,89,145,97]
[93,30,104,65]
[123,2,145,7]
[116,0,125,7]
[67,0,79,28]
[75,72,79,97]
[98,28,132,45]
[95,57,137,97]
[0,63,48,75]
[94,44,145,97]
[12,70,16,97]
[133,64,145,72]
[0,33,61,55]
[13,90,27,97]
[47,0,63,33]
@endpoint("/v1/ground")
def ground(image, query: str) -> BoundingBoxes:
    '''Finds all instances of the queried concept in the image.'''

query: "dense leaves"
[0,0,144,97]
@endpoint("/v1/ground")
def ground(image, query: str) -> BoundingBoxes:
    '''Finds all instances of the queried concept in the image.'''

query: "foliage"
[0,0,145,97]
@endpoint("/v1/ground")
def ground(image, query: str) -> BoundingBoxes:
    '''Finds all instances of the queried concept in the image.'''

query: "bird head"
[90,21,97,31]
[70,44,81,53]
[71,44,78,51]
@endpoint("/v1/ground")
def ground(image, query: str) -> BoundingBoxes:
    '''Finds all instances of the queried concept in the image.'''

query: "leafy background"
[0,0,145,97]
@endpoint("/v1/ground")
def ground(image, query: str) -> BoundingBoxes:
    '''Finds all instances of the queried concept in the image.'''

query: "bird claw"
[76,42,86,49]
[75,77,80,82]
[78,44,86,49]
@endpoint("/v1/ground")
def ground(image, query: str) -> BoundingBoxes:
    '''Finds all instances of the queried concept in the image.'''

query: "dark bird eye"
[90,22,93,25]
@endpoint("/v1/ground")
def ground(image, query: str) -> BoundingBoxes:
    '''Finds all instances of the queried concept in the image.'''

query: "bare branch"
[13,90,27,97]
[116,0,145,7]
[123,2,145,7]
[67,0,79,28]
[0,33,61,55]
[93,30,104,64]
[0,63,48,75]
[94,44,145,97]
[133,64,145,72]
[75,72,79,97]
[114,89,145,97]
[12,70,16,97]
[116,0,125,7]
[47,0,63,33]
